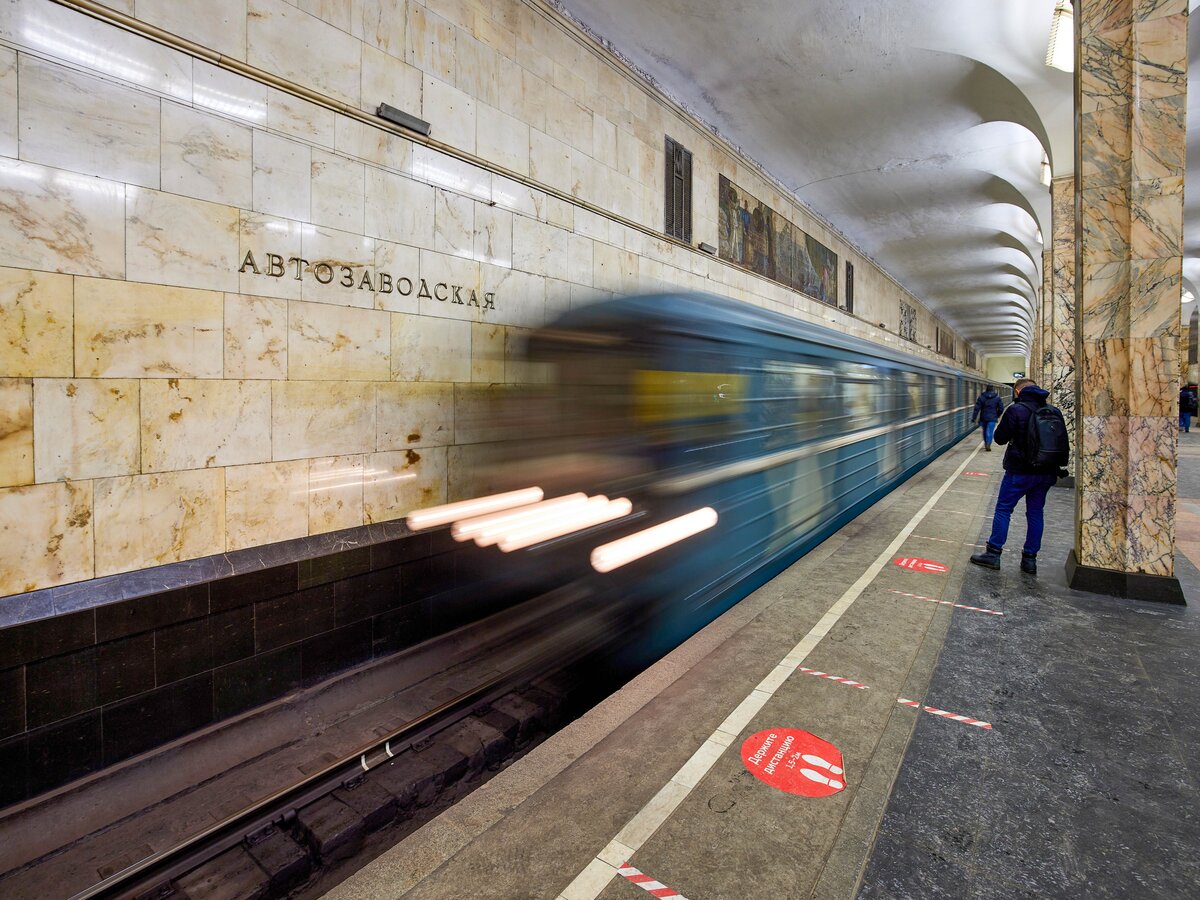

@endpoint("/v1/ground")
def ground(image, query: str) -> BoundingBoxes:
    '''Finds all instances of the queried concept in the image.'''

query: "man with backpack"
[969,378,1070,576]
[971,384,1005,450]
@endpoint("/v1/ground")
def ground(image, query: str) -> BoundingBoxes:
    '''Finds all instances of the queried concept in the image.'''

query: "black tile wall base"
[0,525,505,810]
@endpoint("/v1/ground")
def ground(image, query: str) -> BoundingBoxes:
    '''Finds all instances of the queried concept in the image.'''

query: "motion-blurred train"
[412,292,985,661]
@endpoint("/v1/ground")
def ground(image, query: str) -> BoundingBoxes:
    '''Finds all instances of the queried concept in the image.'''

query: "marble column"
[1050,175,1076,472]
[1069,0,1186,602]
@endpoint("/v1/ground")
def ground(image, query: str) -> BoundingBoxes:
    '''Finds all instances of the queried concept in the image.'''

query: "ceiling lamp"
[1046,1,1073,72]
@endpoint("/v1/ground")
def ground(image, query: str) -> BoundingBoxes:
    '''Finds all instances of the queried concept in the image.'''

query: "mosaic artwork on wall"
[718,175,838,305]
[899,300,917,342]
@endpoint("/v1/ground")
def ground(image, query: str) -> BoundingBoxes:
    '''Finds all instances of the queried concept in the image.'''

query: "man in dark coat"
[970,378,1061,576]
[971,385,1005,451]
[1180,385,1197,433]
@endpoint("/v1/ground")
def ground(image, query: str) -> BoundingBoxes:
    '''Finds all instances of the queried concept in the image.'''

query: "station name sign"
[237,250,497,309]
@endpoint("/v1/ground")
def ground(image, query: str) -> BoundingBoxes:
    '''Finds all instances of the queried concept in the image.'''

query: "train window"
[760,360,834,444]
[839,362,877,431]
[903,372,921,419]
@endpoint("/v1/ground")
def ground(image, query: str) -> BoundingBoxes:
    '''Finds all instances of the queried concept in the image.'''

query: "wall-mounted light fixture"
[697,241,717,254]
[1045,1,1073,72]
[1040,153,1052,187]
[377,102,431,136]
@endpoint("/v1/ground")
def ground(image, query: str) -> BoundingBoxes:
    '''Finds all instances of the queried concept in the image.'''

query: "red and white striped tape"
[887,589,1004,616]
[798,667,869,689]
[897,698,992,729]
[618,863,689,899]
[963,471,990,477]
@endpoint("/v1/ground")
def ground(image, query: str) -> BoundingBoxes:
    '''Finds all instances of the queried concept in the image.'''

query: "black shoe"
[970,545,1002,570]
[984,444,992,451]
[1020,552,1037,575]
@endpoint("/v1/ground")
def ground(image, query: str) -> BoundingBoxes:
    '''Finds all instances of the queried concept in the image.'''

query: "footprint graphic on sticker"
[800,768,844,789]
[801,753,843,775]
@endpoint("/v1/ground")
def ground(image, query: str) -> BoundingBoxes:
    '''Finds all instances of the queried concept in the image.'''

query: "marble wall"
[0,0,980,597]
[1050,175,1076,468]
[1076,0,1186,578]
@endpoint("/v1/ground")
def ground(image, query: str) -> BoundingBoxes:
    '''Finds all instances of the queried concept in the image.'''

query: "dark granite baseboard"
[0,521,521,809]
[1066,549,1187,605]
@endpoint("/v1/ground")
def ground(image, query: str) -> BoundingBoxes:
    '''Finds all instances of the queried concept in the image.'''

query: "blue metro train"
[432,292,984,659]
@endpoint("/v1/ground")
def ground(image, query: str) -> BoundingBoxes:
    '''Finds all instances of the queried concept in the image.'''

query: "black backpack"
[1020,401,1070,469]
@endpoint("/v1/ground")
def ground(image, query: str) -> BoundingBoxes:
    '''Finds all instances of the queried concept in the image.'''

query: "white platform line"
[557,443,983,899]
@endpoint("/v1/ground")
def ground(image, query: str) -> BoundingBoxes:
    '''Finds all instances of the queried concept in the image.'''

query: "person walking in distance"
[970,378,1070,576]
[971,384,1005,451]
[1179,384,1197,433]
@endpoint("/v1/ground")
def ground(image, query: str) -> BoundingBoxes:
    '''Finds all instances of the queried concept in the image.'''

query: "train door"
[832,361,880,513]
[879,369,900,479]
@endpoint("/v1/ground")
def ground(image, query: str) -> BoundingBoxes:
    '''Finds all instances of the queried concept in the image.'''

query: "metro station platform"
[327,434,1200,900]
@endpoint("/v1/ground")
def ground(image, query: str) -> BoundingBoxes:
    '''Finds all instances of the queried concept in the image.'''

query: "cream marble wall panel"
[301,225,376,308]
[544,88,592,153]
[18,54,161,188]
[391,312,470,382]
[194,62,268,125]
[360,0,407,57]
[0,158,125,278]
[474,204,512,268]
[0,377,32,487]
[0,480,93,594]
[272,380,375,460]
[0,47,15,159]
[479,264,545,329]
[470,321,505,383]
[413,146,491,201]
[2,0,191,101]
[295,0,354,33]
[34,377,139,481]
[95,0,134,12]
[421,75,476,153]
[136,0,248,60]
[225,459,308,550]
[513,215,568,281]
[225,292,287,379]
[247,0,362,107]
[0,267,72,377]
[434,188,475,258]
[476,103,528,176]
[141,379,272,471]
[311,149,366,234]
[239,212,304,301]
[1081,105,1132,187]
[161,102,254,208]
[566,233,593,287]
[407,3,456,81]
[426,0,476,32]
[455,31,500,107]
[334,118,412,173]
[376,381,453,448]
[528,128,571,193]
[266,87,336,148]
[308,453,363,534]
[93,469,224,577]
[1130,175,1183,260]
[361,43,423,120]
[1132,13,1186,101]
[1132,93,1185,181]
[288,299,390,380]
[75,278,223,378]
[127,187,240,291]
[1130,257,1180,337]
[374,239,420,314]
[515,68,548,134]
[365,167,435,247]
[417,248,480,320]
[253,131,311,221]
[363,446,446,523]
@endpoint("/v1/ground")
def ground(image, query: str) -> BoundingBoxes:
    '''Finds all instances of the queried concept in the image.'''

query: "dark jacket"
[1181,388,1197,415]
[994,385,1054,474]
[972,389,1005,424]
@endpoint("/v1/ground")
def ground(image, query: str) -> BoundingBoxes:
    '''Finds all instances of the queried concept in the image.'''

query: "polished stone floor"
[859,436,1200,898]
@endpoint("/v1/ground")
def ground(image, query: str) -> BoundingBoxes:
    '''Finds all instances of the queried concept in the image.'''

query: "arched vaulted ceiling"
[554,0,1077,357]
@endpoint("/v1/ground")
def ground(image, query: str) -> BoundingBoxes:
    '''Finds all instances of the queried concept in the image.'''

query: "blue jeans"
[981,421,997,444]
[1181,413,1192,431]
[987,472,1058,555]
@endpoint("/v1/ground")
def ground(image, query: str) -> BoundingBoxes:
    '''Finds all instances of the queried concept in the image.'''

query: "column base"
[1066,550,1186,605]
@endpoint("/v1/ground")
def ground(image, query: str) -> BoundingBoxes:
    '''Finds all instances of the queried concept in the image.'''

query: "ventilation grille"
[665,136,692,243]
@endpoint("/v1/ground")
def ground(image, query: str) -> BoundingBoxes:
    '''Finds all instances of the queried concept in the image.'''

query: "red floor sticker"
[897,698,992,729]
[618,862,689,899]
[963,471,990,476]
[893,557,948,573]
[740,728,845,796]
